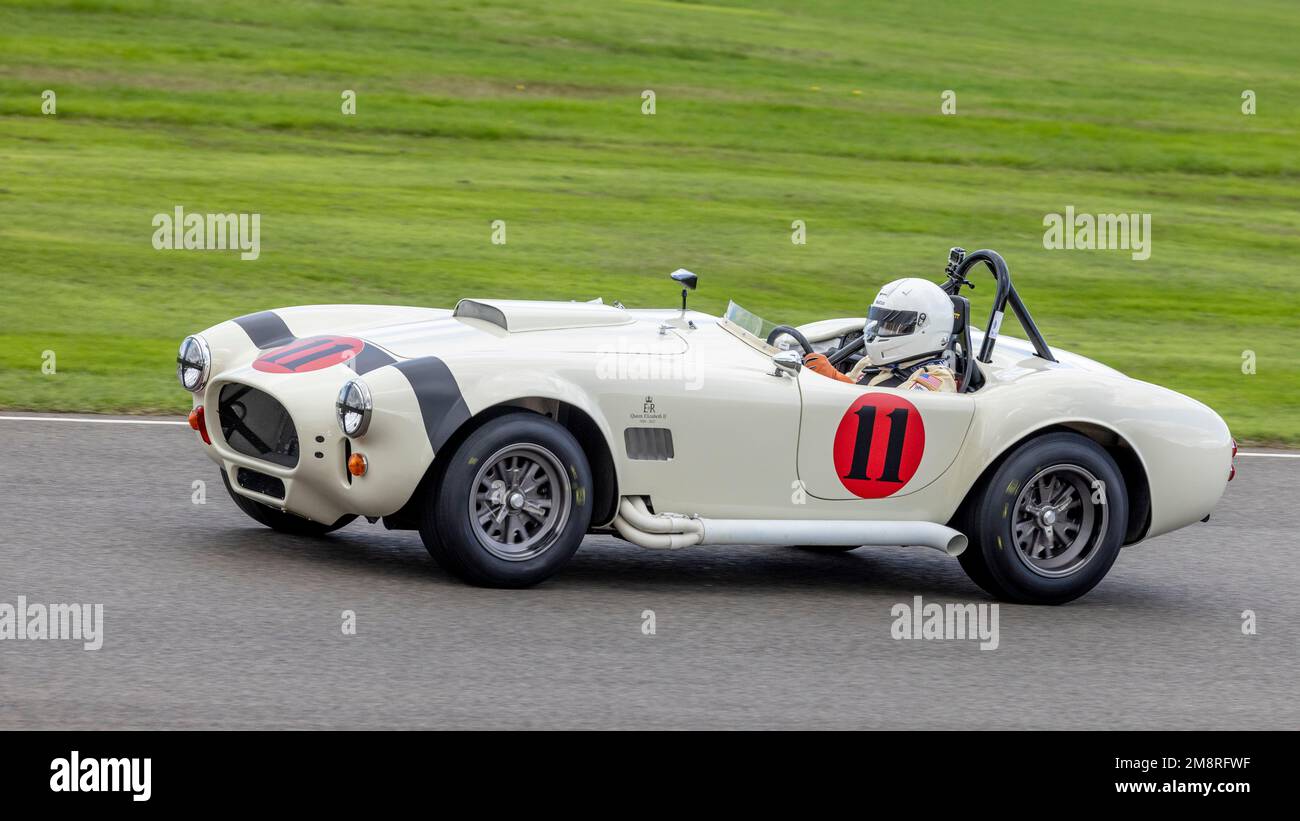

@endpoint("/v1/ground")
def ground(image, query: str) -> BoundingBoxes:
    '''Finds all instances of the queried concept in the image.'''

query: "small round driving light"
[336,379,373,438]
[176,335,211,393]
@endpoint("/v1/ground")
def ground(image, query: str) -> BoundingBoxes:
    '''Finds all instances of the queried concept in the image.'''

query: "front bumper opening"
[236,466,286,500]
[218,383,300,468]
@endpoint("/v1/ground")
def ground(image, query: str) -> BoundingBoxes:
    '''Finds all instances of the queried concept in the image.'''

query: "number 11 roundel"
[832,393,925,498]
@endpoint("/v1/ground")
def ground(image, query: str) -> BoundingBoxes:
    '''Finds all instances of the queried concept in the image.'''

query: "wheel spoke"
[1051,484,1075,508]
[1050,523,1071,545]
[522,499,551,520]
[519,462,542,494]
[506,514,525,544]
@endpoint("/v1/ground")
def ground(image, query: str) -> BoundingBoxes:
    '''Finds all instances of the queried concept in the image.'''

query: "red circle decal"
[832,393,925,498]
[253,336,365,374]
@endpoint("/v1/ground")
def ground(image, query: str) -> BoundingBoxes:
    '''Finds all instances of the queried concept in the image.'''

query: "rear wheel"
[958,433,1127,604]
[220,471,354,536]
[421,412,592,588]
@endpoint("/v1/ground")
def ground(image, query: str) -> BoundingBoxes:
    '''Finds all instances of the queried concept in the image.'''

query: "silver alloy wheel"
[1010,464,1108,578]
[469,443,571,562]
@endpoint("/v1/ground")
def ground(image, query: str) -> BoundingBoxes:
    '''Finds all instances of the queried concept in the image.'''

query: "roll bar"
[941,248,1055,364]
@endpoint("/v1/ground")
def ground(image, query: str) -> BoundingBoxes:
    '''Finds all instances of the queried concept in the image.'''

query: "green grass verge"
[1,0,1297,442]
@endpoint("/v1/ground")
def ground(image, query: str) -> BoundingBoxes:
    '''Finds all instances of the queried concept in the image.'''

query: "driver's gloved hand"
[803,352,854,383]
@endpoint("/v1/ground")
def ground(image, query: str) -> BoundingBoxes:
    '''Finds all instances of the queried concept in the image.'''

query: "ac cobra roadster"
[176,249,1234,603]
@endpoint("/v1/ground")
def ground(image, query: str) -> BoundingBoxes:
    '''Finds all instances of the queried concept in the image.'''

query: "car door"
[795,369,975,502]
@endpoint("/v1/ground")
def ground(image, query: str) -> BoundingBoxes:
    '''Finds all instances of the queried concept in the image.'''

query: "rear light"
[1229,438,1237,481]
[348,452,368,477]
[189,406,211,445]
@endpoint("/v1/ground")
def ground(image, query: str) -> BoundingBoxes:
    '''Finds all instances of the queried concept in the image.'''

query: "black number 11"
[843,406,910,483]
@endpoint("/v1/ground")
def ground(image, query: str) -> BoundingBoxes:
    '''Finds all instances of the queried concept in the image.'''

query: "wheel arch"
[950,422,1152,545]
[387,396,620,531]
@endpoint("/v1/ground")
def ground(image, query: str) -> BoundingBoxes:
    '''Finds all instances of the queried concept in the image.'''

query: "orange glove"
[803,352,854,383]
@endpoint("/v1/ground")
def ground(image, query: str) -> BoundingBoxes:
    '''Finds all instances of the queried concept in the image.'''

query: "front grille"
[218,383,299,467]
[236,467,285,499]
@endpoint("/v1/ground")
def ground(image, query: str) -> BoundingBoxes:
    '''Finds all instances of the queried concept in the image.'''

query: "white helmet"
[863,278,954,367]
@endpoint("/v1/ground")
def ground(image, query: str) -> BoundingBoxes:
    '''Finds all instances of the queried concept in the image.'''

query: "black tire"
[957,432,1128,605]
[420,412,592,588]
[220,470,355,536]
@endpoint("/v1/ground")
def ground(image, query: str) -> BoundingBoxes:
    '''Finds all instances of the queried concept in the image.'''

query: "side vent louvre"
[624,427,674,461]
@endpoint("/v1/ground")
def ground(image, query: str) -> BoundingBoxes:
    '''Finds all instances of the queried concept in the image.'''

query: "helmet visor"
[864,307,919,340]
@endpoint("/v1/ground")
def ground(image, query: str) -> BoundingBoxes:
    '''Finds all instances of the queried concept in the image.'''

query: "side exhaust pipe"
[613,497,967,557]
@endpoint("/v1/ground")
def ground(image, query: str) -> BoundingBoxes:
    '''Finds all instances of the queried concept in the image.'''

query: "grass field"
[1,0,1298,442]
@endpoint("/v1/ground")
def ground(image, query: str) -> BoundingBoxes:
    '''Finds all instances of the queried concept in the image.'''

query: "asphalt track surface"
[1,414,1295,730]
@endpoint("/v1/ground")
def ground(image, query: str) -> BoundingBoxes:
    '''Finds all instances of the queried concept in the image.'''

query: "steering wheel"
[765,325,814,355]
[767,325,866,369]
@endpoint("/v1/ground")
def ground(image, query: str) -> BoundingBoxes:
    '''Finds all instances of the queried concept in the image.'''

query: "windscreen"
[723,300,779,340]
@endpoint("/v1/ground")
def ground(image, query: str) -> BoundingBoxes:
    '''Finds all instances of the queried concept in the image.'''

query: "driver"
[803,278,958,392]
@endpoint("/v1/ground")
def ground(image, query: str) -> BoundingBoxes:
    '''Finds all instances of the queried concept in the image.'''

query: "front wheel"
[420,412,593,588]
[958,433,1128,605]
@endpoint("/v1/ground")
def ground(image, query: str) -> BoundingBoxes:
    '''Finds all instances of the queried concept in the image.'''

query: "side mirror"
[772,350,802,377]
[670,269,698,290]
[670,268,698,315]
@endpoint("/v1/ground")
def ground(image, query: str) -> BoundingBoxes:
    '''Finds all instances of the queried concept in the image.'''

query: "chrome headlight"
[176,335,211,393]
[336,379,373,438]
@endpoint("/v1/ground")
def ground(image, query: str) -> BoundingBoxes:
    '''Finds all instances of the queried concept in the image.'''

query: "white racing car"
[176,249,1235,603]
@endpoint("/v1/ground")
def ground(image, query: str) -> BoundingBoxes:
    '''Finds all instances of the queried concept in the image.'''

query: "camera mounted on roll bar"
[944,247,975,292]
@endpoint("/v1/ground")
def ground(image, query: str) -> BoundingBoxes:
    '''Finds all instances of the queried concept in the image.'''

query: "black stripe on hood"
[232,311,295,348]
[347,344,397,376]
[392,357,470,452]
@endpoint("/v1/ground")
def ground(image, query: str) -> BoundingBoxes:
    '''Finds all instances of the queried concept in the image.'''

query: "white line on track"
[0,415,1297,457]
[0,416,187,426]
